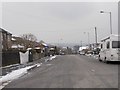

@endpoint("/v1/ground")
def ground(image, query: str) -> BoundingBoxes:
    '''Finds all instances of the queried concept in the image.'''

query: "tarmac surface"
[4,55,119,88]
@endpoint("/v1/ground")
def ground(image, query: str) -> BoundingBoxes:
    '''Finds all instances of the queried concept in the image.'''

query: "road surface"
[4,55,118,88]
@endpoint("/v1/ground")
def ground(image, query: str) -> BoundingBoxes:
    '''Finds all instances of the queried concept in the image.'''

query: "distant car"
[60,52,65,55]
[79,51,85,55]
[86,54,92,57]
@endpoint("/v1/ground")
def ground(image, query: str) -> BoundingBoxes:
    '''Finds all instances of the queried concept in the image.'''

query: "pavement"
[1,56,50,76]
[3,55,119,88]
[0,55,58,89]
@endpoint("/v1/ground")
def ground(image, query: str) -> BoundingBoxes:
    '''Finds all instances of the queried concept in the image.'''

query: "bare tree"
[20,33,37,48]
[20,33,37,42]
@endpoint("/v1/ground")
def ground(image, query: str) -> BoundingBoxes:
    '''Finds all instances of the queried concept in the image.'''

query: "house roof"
[0,28,12,35]
[41,43,48,47]
[101,34,120,42]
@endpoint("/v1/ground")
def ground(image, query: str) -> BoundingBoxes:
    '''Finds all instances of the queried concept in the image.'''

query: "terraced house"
[0,28,12,50]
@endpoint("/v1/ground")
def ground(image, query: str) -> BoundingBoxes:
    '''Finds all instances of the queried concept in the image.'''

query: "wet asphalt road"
[4,55,118,88]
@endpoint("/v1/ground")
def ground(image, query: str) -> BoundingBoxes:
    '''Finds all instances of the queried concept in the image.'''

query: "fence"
[2,50,20,66]
[2,48,50,67]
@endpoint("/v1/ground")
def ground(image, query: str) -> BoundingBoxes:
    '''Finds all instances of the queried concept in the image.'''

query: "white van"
[98,34,120,63]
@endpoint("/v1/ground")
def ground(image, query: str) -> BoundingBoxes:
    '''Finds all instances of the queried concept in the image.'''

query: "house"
[11,36,25,50]
[89,43,101,55]
[90,43,101,50]
[0,28,12,50]
[12,36,40,50]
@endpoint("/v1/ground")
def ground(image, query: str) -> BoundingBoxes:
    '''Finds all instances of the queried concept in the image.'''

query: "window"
[112,41,120,48]
[106,41,110,49]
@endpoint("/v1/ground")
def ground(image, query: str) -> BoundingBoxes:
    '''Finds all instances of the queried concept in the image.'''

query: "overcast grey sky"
[2,2,118,45]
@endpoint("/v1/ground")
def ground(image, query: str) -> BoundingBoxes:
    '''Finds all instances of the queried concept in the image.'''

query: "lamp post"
[100,11,112,34]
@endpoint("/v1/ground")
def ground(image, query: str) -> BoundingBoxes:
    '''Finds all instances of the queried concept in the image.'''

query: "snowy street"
[2,55,118,88]
[0,55,57,89]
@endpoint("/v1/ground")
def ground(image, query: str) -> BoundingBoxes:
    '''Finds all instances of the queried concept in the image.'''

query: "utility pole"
[109,12,112,34]
[95,27,98,47]
[81,41,82,47]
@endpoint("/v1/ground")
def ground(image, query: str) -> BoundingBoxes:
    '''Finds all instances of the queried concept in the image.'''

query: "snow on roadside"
[45,55,57,62]
[0,63,42,89]
[0,67,28,89]
[45,59,49,62]
[36,63,42,67]
[49,56,57,60]
[0,65,36,84]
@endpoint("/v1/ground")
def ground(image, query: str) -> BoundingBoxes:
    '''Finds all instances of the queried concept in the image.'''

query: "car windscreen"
[112,41,120,48]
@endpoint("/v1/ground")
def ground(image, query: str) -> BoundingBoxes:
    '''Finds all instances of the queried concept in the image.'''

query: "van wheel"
[104,57,109,64]
[98,55,102,62]
[99,59,102,62]
[104,57,107,63]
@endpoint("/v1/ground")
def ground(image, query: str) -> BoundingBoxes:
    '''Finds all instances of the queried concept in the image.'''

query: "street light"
[100,10,112,34]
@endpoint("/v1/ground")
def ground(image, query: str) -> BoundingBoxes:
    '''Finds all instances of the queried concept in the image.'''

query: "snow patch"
[45,59,49,62]
[44,55,57,62]
[0,65,36,84]
[0,64,38,89]
[36,63,42,67]
[0,62,43,89]
[50,56,57,60]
